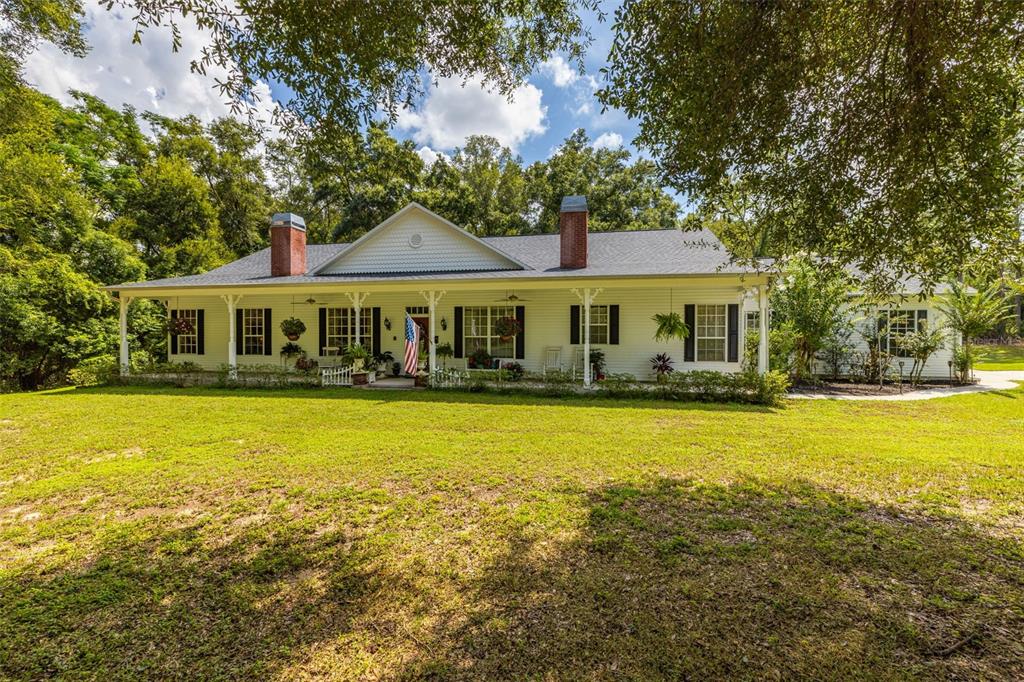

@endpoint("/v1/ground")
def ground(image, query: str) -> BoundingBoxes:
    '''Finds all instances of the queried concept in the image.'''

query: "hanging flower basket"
[280,317,306,341]
[494,316,521,341]
[166,317,194,336]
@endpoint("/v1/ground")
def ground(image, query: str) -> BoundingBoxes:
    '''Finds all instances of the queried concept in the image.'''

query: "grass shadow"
[396,478,1024,679]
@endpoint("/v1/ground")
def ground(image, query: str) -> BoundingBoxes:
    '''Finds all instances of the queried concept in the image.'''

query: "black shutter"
[727,303,739,362]
[235,308,244,355]
[453,307,463,358]
[515,305,525,359]
[609,305,620,345]
[169,310,178,355]
[318,307,327,356]
[197,309,205,355]
[570,305,581,344]
[372,307,381,356]
[263,308,272,355]
[878,312,889,354]
[684,304,695,362]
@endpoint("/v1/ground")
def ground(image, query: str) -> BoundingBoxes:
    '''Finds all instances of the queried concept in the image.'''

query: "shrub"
[501,361,525,381]
[816,323,856,381]
[68,355,118,386]
[295,356,319,373]
[468,347,492,369]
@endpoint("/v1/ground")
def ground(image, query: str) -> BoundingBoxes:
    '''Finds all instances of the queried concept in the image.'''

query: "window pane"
[696,305,726,362]
[243,309,264,355]
[577,305,609,345]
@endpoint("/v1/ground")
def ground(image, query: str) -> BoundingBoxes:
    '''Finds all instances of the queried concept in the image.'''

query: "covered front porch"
[115,276,772,387]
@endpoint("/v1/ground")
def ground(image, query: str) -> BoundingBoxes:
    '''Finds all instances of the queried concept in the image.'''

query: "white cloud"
[593,131,624,149]
[415,145,449,166]
[538,55,578,88]
[23,1,280,132]
[397,74,547,151]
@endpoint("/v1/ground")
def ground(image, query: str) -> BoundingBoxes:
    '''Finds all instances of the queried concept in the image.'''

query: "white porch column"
[572,287,602,387]
[345,292,369,346]
[757,285,769,375]
[420,290,446,376]
[118,295,133,376]
[222,294,243,378]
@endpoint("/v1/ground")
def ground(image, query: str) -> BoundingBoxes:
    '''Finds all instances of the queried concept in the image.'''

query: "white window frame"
[173,309,199,355]
[578,304,610,345]
[745,310,760,335]
[464,305,516,358]
[885,309,927,358]
[696,304,727,362]
[242,309,265,355]
[325,307,372,350]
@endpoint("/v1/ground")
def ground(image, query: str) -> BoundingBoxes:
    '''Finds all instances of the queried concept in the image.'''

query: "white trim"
[312,202,531,274]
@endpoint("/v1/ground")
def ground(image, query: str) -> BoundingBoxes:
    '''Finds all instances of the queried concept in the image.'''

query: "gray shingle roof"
[113,228,756,290]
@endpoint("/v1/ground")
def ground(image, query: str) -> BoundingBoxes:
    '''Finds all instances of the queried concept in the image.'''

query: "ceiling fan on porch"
[494,290,531,303]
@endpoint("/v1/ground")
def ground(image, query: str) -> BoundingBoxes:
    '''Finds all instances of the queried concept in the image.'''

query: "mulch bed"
[788,380,966,397]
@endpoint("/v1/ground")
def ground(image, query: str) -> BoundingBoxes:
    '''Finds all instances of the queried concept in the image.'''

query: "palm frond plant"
[650,352,674,382]
[652,312,689,342]
[343,343,372,370]
[938,281,1011,381]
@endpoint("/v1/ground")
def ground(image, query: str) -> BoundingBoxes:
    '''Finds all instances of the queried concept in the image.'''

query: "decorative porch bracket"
[221,294,244,378]
[118,294,134,376]
[420,290,446,377]
[344,292,370,346]
[571,287,602,387]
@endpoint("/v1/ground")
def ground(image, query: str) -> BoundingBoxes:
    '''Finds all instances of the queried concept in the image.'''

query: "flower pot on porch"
[352,371,370,386]
[414,373,429,387]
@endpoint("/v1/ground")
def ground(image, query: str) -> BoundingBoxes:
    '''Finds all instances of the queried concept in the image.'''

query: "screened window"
[174,309,198,354]
[464,306,515,358]
[577,305,610,345]
[325,308,372,350]
[885,309,927,357]
[242,309,265,355]
[696,304,727,362]
[745,310,760,334]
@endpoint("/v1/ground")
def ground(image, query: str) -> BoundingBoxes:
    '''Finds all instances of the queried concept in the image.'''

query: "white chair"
[543,346,563,375]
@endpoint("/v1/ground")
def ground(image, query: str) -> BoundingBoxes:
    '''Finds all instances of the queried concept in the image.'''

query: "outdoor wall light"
[384,317,392,330]
[441,317,448,331]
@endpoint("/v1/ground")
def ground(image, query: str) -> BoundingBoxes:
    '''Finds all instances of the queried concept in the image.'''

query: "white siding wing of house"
[317,204,524,275]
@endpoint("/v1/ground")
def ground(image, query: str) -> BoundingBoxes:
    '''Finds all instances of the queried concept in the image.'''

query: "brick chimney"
[270,213,306,277]
[559,195,588,269]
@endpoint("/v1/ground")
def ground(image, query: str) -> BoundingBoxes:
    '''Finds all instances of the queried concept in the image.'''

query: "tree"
[601,0,1024,288]
[0,245,113,390]
[938,281,1012,381]
[122,155,229,278]
[770,255,852,381]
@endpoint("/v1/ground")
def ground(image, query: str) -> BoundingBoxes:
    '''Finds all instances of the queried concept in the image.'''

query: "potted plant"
[589,348,606,381]
[295,356,318,373]
[414,349,430,387]
[652,312,689,342]
[468,347,491,369]
[343,343,372,371]
[650,352,674,383]
[372,350,394,371]
[280,317,307,341]
[280,342,305,361]
[436,342,454,369]
[391,361,401,377]
[494,316,521,341]
[166,316,194,336]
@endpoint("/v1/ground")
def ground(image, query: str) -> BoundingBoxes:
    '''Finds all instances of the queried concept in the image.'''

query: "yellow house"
[108,197,772,385]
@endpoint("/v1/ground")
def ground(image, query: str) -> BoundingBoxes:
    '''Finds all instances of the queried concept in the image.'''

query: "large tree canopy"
[601,0,1024,290]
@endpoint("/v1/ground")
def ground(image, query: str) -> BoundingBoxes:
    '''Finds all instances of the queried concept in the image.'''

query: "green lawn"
[976,344,1024,370]
[2,386,1023,680]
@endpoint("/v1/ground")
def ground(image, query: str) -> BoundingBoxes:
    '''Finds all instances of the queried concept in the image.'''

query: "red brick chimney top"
[270,213,306,277]
[559,195,588,269]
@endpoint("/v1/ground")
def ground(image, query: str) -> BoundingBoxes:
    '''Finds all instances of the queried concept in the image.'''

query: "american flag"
[404,314,420,375]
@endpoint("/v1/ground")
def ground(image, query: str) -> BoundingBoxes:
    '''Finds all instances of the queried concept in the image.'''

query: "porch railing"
[321,365,353,386]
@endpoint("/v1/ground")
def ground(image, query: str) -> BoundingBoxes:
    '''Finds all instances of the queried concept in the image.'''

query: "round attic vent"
[408,233,423,248]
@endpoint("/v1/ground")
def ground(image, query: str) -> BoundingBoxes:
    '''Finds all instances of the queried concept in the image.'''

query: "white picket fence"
[320,365,353,386]
[432,368,467,388]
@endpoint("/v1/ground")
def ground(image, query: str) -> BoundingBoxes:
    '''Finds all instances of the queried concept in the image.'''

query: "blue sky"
[24,1,640,167]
